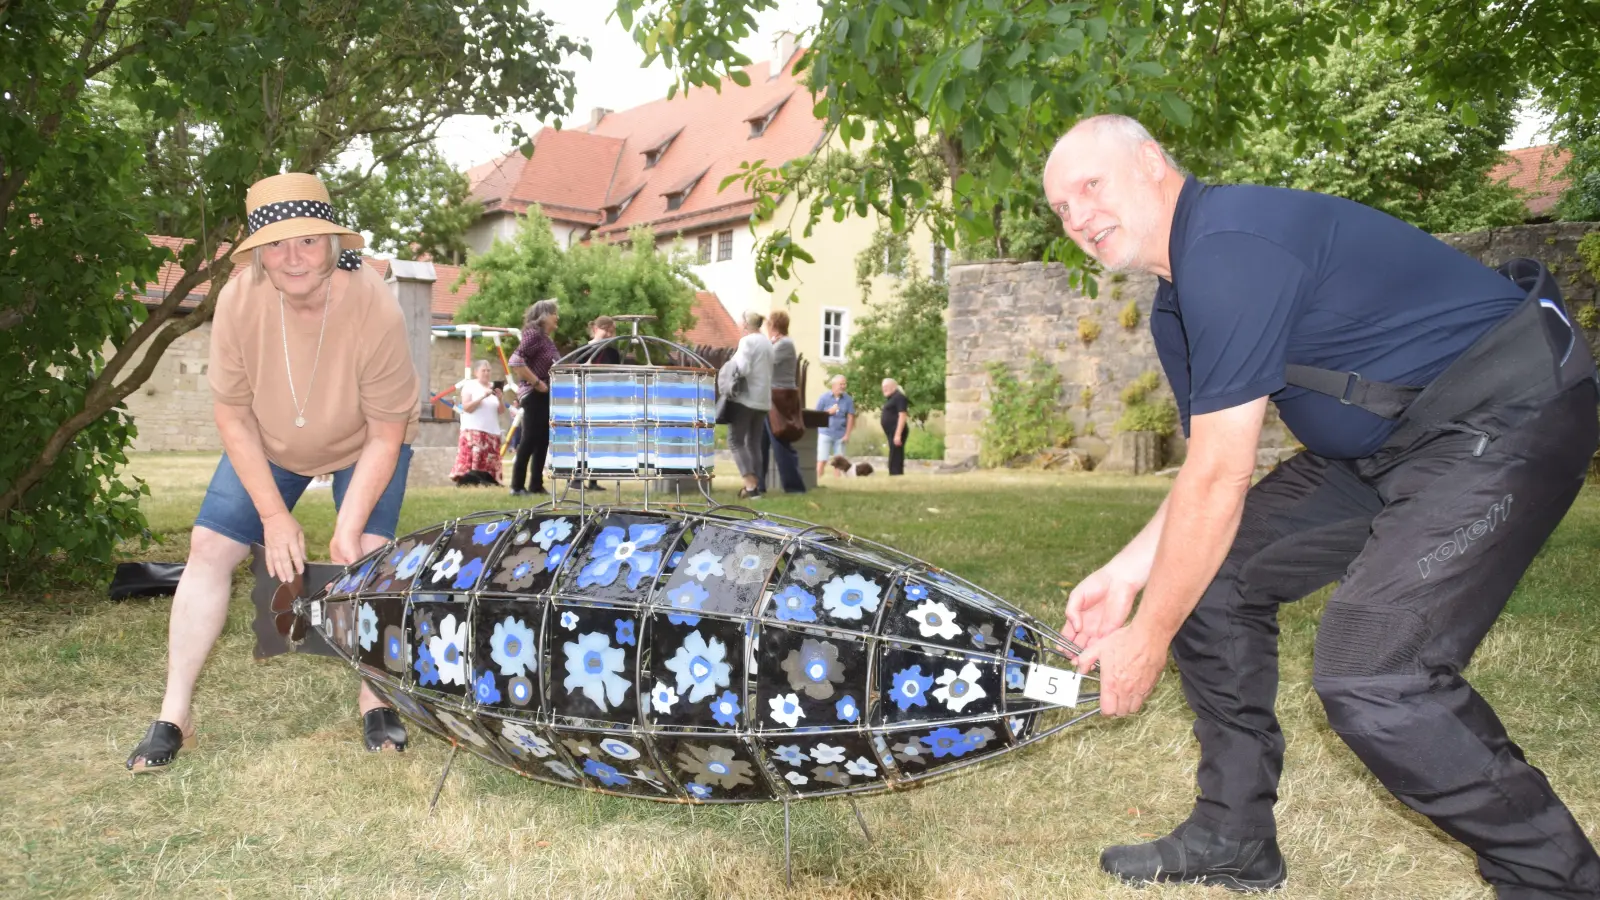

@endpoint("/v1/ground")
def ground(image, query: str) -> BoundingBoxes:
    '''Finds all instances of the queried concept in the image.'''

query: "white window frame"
[821,307,848,362]
[717,229,734,262]
[696,234,713,265]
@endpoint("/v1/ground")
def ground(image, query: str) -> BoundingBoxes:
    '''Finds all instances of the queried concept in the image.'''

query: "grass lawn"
[3,453,1598,899]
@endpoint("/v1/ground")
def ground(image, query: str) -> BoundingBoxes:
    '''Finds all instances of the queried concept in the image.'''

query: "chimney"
[770,31,797,81]
[587,107,612,131]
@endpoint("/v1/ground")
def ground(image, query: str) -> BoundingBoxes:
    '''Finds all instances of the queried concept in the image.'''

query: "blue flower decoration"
[772,585,818,623]
[835,695,859,723]
[669,551,684,569]
[614,618,636,646]
[890,665,934,710]
[665,581,709,626]
[471,519,509,546]
[1005,649,1026,690]
[490,617,537,677]
[578,524,669,589]
[534,517,575,550]
[686,782,713,800]
[583,758,629,787]
[926,726,973,759]
[384,629,404,666]
[545,543,571,572]
[334,560,373,594]
[711,690,741,727]
[773,745,809,766]
[413,644,440,686]
[395,544,430,579]
[473,669,502,705]
[904,583,929,601]
[452,557,485,590]
[1013,625,1029,642]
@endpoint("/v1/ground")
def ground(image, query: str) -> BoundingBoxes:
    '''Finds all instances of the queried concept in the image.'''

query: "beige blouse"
[209,264,420,475]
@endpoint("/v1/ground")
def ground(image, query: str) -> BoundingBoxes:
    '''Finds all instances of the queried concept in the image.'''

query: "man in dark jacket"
[879,378,909,476]
[1048,114,1600,898]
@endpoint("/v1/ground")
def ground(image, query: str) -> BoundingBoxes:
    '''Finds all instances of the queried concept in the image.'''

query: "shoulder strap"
[1283,365,1423,419]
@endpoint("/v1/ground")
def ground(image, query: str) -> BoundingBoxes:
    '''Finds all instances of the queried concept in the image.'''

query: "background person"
[450,360,503,486]
[880,378,909,476]
[507,299,560,497]
[571,315,621,491]
[1050,114,1600,895]
[760,309,807,494]
[815,375,856,480]
[724,311,773,500]
[127,173,419,772]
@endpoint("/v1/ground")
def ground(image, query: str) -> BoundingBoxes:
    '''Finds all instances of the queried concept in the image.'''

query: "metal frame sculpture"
[252,323,1101,884]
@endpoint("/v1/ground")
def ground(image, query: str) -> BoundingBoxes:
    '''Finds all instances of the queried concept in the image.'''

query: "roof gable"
[1490,144,1572,218]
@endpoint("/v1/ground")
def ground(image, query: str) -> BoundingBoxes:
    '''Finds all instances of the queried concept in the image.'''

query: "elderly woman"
[760,308,807,494]
[450,360,503,486]
[724,311,773,500]
[127,173,419,772]
[508,299,560,496]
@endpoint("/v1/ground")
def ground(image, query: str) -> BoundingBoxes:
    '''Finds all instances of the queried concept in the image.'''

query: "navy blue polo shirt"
[1152,177,1524,459]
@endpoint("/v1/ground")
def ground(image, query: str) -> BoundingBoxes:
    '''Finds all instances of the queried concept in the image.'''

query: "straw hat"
[229,173,364,262]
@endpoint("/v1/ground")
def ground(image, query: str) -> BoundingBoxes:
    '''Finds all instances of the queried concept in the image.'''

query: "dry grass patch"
[2,458,1596,898]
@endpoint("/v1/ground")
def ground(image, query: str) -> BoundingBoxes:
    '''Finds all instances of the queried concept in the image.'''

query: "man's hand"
[1075,622,1170,716]
[262,510,307,581]
[1062,564,1143,650]
[329,526,365,566]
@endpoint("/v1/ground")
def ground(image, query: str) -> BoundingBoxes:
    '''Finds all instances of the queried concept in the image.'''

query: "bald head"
[1041,115,1184,277]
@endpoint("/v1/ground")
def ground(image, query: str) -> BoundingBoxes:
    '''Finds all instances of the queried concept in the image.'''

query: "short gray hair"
[1048,114,1184,174]
[525,298,559,331]
[252,234,341,282]
[742,311,765,332]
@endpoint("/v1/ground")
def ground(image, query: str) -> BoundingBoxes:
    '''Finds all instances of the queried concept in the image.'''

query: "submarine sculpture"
[252,319,1100,806]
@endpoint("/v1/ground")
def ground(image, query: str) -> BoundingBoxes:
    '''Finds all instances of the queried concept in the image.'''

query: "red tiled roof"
[137,236,479,321]
[466,152,527,208]
[682,291,742,348]
[1490,145,1572,218]
[466,48,825,241]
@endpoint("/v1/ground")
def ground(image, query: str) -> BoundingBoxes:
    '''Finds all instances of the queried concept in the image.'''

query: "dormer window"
[662,167,708,213]
[602,184,644,225]
[744,93,791,139]
[640,128,683,170]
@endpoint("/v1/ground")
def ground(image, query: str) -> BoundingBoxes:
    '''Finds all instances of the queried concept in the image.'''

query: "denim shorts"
[817,432,846,462]
[194,445,412,546]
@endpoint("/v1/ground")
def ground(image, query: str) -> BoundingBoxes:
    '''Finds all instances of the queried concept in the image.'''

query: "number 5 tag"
[1022,662,1082,708]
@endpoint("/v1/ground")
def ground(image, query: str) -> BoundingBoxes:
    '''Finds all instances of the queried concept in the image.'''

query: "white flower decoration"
[820,573,882,621]
[357,601,378,651]
[562,631,630,711]
[560,610,578,630]
[908,601,962,640]
[500,721,553,757]
[811,743,846,765]
[664,630,732,703]
[845,757,878,778]
[933,662,987,712]
[650,680,679,714]
[429,614,469,686]
[784,770,809,786]
[768,692,805,728]
[534,517,574,550]
[430,548,464,582]
[435,709,487,748]
[683,549,725,582]
[600,738,640,761]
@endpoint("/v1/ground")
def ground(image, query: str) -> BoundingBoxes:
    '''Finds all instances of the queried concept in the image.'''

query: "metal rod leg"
[848,797,873,845]
[428,744,460,815]
[784,796,793,889]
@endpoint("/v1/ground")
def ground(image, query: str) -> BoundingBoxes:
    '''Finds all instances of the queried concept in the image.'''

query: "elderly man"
[815,375,856,479]
[1050,115,1599,897]
[880,378,909,476]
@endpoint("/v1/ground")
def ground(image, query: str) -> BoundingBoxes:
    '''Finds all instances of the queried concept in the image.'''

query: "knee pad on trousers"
[1314,601,1432,679]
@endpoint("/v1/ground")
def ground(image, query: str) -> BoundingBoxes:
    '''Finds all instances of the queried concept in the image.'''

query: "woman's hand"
[261,510,307,581]
[329,526,365,566]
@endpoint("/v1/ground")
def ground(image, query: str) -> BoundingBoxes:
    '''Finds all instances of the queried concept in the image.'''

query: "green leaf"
[959,37,984,70]
[1008,78,1033,107]
[1043,5,1078,24]
[1159,92,1193,128]
[1459,104,1479,126]
[985,85,1009,114]
[1130,61,1164,78]
[729,69,751,87]
[1005,41,1032,68]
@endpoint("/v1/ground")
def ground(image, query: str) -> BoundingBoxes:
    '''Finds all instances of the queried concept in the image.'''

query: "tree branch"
[0,296,36,332]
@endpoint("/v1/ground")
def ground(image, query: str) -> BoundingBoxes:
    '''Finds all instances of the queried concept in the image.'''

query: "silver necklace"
[279,277,332,428]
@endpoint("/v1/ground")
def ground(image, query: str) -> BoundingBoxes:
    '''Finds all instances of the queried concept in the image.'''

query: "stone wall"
[945,221,1600,470]
[123,323,223,453]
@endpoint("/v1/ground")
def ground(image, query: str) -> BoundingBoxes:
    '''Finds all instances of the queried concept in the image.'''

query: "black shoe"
[1100,821,1286,892]
[126,719,196,773]
[362,707,408,753]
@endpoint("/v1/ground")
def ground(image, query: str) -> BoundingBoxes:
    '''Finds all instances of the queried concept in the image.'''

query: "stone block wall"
[945,222,1599,470]
[124,323,224,452]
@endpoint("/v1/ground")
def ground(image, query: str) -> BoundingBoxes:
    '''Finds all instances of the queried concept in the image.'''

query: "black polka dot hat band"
[229,173,365,264]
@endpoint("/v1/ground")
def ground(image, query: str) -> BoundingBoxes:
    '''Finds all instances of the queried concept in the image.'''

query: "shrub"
[905,428,945,460]
[1116,370,1178,437]
[1119,300,1142,330]
[1078,317,1101,344]
[1577,305,1599,331]
[980,356,1074,467]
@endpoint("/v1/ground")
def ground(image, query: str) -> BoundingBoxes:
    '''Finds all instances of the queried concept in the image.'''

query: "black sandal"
[126,720,195,773]
[363,707,407,753]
